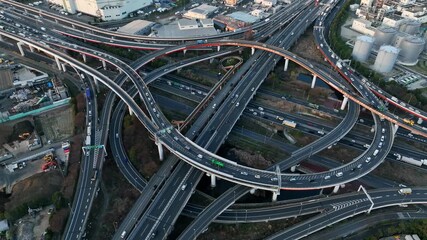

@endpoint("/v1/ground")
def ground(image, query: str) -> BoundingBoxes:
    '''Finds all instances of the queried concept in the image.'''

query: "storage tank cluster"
[374,45,400,73]
[352,35,374,62]
[373,26,397,48]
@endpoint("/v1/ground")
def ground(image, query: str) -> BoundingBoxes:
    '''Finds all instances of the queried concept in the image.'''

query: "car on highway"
[336,172,343,177]
[366,157,371,163]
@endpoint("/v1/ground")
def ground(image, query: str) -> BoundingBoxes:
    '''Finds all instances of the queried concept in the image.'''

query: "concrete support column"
[177,68,182,73]
[272,191,279,202]
[128,105,133,116]
[71,24,75,29]
[238,49,242,54]
[55,56,61,70]
[209,58,214,64]
[217,46,220,52]
[29,45,34,52]
[17,42,25,56]
[340,96,349,110]
[61,63,67,72]
[251,47,255,55]
[284,58,289,71]
[0,35,3,41]
[93,77,99,90]
[117,67,122,73]
[417,117,423,125]
[250,188,256,194]
[333,185,340,193]
[393,124,399,135]
[82,54,87,63]
[210,175,216,187]
[311,75,317,89]
[156,139,164,161]
[290,165,296,172]
[183,49,187,55]
[102,60,107,70]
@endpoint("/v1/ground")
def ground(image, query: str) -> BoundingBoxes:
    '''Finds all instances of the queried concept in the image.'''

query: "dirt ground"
[5,171,62,211]
[0,116,34,146]
[16,206,52,240]
[34,106,74,144]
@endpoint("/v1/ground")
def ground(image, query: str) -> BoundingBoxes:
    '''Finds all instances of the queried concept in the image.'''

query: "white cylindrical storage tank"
[352,35,374,62]
[374,26,397,47]
[393,32,407,47]
[397,36,425,65]
[400,20,420,35]
[374,45,399,73]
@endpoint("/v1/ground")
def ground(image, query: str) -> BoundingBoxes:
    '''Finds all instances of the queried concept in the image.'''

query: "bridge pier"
[93,77,99,91]
[217,46,220,52]
[0,35,3,41]
[210,175,216,187]
[128,105,133,116]
[393,124,399,135]
[417,117,423,124]
[251,47,255,55]
[61,63,67,72]
[183,49,187,55]
[72,24,75,29]
[102,60,107,70]
[250,188,256,194]
[29,45,35,53]
[284,58,289,71]
[332,185,340,193]
[340,96,349,110]
[209,58,214,64]
[82,54,87,63]
[311,75,317,89]
[17,42,25,56]
[272,190,280,202]
[55,56,61,70]
[290,165,297,172]
[156,139,164,161]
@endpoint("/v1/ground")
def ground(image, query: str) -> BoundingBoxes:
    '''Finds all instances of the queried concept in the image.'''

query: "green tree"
[52,191,64,210]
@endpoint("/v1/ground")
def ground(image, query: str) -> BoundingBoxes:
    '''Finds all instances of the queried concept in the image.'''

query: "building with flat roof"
[47,0,152,21]
[227,11,259,23]
[0,68,13,91]
[116,20,155,35]
[183,4,218,19]
[155,19,218,38]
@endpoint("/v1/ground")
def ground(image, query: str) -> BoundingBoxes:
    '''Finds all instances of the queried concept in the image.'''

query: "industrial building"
[224,0,241,6]
[155,19,218,38]
[183,4,218,19]
[374,45,399,73]
[351,18,376,36]
[214,15,248,32]
[116,20,155,35]
[352,35,374,61]
[0,67,14,91]
[47,0,152,21]
[395,36,425,65]
[254,0,277,7]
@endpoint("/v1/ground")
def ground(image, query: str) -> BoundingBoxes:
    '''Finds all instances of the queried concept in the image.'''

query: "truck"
[395,153,427,167]
[403,118,414,126]
[85,88,91,99]
[336,61,342,69]
[373,149,379,156]
[282,120,297,128]
[87,126,91,136]
[91,169,98,181]
[391,96,398,102]
[398,188,412,195]
[308,103,319,109]
[40,26,46,31]
[85,136,91,146]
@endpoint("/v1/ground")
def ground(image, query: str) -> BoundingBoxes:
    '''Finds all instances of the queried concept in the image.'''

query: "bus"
[91,169,98,181]
[211,159,224,167]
